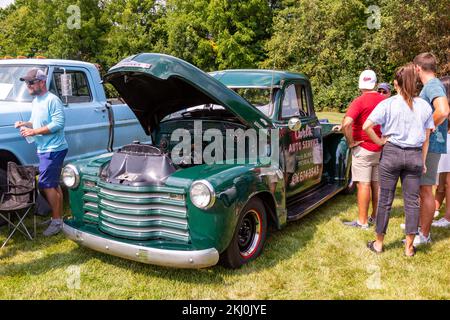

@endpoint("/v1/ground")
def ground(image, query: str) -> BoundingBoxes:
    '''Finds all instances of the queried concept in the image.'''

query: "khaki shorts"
[351,146,381,183]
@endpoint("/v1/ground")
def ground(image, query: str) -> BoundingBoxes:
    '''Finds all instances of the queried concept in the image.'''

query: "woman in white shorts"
[433,76,450,228]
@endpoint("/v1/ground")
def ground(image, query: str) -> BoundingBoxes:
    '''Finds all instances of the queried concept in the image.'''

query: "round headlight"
[62,164,80,189]
[190,180,215,209]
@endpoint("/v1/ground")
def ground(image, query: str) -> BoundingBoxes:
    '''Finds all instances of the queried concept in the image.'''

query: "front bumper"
[63,223,219,268]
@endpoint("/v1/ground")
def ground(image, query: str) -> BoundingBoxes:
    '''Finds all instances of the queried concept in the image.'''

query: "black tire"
[220,198,267,269]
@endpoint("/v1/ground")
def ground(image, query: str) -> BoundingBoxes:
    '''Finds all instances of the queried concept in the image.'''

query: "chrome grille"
[82,178,100,224]
[97,183,189,242]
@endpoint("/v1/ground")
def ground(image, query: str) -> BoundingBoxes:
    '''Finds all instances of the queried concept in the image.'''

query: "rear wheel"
[220,198,267,269]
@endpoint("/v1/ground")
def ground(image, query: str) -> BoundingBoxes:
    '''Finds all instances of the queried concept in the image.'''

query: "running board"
[287,183,344,221]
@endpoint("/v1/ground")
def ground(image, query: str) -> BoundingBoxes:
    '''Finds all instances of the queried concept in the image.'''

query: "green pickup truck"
[62,53,351,269]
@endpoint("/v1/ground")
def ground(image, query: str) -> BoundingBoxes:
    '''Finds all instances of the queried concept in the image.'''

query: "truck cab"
[0,59,149,187]
[61,53,351,269]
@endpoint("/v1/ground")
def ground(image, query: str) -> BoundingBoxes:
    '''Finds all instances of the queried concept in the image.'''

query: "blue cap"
[378,83,391,92]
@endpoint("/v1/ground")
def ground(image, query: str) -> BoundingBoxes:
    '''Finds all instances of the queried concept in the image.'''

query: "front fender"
[169,164,285,253]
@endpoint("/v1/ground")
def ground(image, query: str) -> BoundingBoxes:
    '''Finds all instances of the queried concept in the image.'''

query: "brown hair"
[440,76,450,101]
[395,63,418,108]
[413,52,437,73]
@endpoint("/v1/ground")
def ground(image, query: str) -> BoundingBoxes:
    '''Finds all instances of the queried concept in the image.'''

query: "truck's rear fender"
[171,164,285,253]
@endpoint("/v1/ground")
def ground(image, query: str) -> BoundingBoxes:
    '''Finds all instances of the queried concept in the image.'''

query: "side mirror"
[288,117,301,131]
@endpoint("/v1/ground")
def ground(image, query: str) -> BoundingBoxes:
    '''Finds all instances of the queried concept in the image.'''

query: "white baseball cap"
[358,70,377,90]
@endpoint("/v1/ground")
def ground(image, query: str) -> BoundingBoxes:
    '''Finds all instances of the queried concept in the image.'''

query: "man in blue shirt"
[413,52,450,245]
[15,68,68,236]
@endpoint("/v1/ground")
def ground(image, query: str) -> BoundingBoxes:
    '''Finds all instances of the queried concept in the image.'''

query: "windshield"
[0,65,48,102]
[161,104,226,121]
[161,87,278,122]
[232,87,277,117]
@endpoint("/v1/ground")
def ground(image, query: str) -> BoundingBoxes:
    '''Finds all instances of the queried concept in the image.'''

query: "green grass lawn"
[1,185,449,300]
[317,111,345,124]
[0,112,448,299]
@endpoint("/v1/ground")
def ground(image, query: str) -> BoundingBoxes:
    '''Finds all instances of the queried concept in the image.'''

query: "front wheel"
[220,198,267,269]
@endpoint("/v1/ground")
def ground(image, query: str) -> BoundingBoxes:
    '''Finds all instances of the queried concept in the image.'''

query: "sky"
[0,0,14,9]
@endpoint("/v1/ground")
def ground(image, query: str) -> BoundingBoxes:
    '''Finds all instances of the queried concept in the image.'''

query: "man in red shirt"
[342,70,385,229]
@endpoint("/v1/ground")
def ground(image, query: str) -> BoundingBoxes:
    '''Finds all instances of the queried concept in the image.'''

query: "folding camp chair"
[0,162,37,249]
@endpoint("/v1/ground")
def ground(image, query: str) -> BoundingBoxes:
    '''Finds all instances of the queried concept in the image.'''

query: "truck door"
[50,67,110,162]
[279,81,323,197]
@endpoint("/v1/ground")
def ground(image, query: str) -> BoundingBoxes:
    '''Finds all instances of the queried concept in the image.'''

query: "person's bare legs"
[42,187,63,219]
[374,233,384,252]
[357,182,371,225]
[420,185,435,237]
[435,173,446,212]
[444,172,450,221]
[405,234,415,256]
[370,181,379,220]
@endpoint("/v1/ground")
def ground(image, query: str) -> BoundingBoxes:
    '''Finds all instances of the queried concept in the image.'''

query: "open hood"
[104,53,273,134]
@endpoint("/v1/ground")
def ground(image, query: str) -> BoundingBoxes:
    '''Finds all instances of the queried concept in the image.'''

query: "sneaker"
[412,232,432,246]
[434,210,440,218]
[43,220,63,236]
[368,216,375,226]
[432,217,450,228]
[343,220,369,230]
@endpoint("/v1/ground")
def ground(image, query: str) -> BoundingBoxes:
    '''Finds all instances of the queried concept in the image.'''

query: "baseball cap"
[20,68,47,82]
[358,70,377,90]
[377,82,391,92]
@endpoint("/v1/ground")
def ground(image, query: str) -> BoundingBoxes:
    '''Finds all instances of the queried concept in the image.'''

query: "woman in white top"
[433,76,450,228]
[362,63,434,257]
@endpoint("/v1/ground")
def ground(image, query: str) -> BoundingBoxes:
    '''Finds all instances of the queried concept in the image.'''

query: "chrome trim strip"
[63,223,219,268]
[101,210,187,226]
[84,192,98,200]
[100,199,186,213]
[84,212,98,218]
[84,202,98,209]
[99,188,172,199]
[101,221,189,237]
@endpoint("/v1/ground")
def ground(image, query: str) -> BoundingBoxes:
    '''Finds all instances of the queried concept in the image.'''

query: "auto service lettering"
[287,125,321,186]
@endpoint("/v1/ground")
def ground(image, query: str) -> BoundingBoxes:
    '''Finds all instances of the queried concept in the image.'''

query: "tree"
[376,0,450,75]
[97,0,167,69]
[264,0,449,111]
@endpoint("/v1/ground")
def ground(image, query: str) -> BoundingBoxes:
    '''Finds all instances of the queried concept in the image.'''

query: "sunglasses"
[25,79,41,86]
[378,89,388,94]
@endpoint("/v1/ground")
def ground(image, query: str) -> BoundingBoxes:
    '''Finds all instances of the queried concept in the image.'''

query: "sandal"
[404,246,416,257]
[367,240,383,254]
